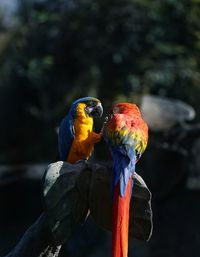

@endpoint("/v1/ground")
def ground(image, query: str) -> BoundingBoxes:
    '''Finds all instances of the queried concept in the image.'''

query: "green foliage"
[0,0,200,162]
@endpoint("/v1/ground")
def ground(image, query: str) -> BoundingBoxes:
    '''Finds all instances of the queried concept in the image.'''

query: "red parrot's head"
[109,102,141,116]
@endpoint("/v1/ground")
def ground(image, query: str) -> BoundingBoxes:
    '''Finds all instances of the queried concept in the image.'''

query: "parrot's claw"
[75,159,88,164]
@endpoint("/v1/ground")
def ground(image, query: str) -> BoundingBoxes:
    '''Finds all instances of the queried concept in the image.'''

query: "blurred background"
[0,0,200,256]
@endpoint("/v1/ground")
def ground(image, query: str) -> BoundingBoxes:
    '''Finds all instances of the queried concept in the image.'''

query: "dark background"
[0,0,200,256]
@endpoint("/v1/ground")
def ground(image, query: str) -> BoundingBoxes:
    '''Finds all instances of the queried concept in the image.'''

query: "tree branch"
[4,214,61,257]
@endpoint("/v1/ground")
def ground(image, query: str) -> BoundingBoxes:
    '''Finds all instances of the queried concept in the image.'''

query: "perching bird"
[58,97,103,163]
[104,103,148,257]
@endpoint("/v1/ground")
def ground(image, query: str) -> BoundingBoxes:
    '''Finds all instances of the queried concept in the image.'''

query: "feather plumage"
[104,102,148,257]
[104,103,148,196]
[58,97,103,163]
[58,113,75,161]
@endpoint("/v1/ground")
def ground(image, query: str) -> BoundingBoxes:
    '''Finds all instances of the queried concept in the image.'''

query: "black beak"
[91,103,103,117]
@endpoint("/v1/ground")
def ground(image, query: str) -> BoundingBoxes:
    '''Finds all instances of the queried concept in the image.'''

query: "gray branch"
[4,214,61,257]
[3,161,153,257]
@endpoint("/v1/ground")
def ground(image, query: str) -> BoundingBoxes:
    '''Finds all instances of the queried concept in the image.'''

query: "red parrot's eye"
[113,107,120,114]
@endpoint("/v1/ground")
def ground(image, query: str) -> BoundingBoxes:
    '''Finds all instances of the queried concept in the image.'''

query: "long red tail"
[112,179,132,257]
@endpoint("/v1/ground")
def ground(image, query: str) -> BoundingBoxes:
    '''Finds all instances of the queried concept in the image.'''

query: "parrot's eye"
[113,107,120,114]
[87,101,96,107]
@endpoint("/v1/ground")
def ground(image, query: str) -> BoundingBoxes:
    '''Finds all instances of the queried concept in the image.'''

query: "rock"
[140,95,195,132]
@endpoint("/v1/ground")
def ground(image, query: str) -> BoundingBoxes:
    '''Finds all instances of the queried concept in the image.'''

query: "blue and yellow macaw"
[58,97,103,163]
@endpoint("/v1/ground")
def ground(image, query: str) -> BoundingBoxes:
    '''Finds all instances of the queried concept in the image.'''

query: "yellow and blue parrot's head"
[70,97,103,118]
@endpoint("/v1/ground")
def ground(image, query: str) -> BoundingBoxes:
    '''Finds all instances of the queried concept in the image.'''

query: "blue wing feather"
[104,129,137,196]
[58,114,75,161]
[111,145,136,197]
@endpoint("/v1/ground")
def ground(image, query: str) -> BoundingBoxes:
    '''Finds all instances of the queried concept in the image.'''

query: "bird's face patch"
[84,100,103,118]
[113,106,120,114]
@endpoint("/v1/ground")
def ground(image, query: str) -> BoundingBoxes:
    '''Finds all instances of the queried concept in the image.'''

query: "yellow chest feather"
[67,103,98,163]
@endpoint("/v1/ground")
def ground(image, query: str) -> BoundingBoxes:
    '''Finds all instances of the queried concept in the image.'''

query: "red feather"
[112,180,132,257]
[104,102,148,257]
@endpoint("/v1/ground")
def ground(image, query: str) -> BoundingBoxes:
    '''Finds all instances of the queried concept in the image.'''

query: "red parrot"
[104,103,148,257]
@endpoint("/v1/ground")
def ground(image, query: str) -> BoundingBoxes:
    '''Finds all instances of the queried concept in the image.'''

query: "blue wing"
[58,114,75,161]
[104,130,137,197]
[110,144,136,197]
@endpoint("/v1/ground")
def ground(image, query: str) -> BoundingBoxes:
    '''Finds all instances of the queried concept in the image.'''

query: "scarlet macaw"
[58,97,103,163]
[104,103,148,257]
